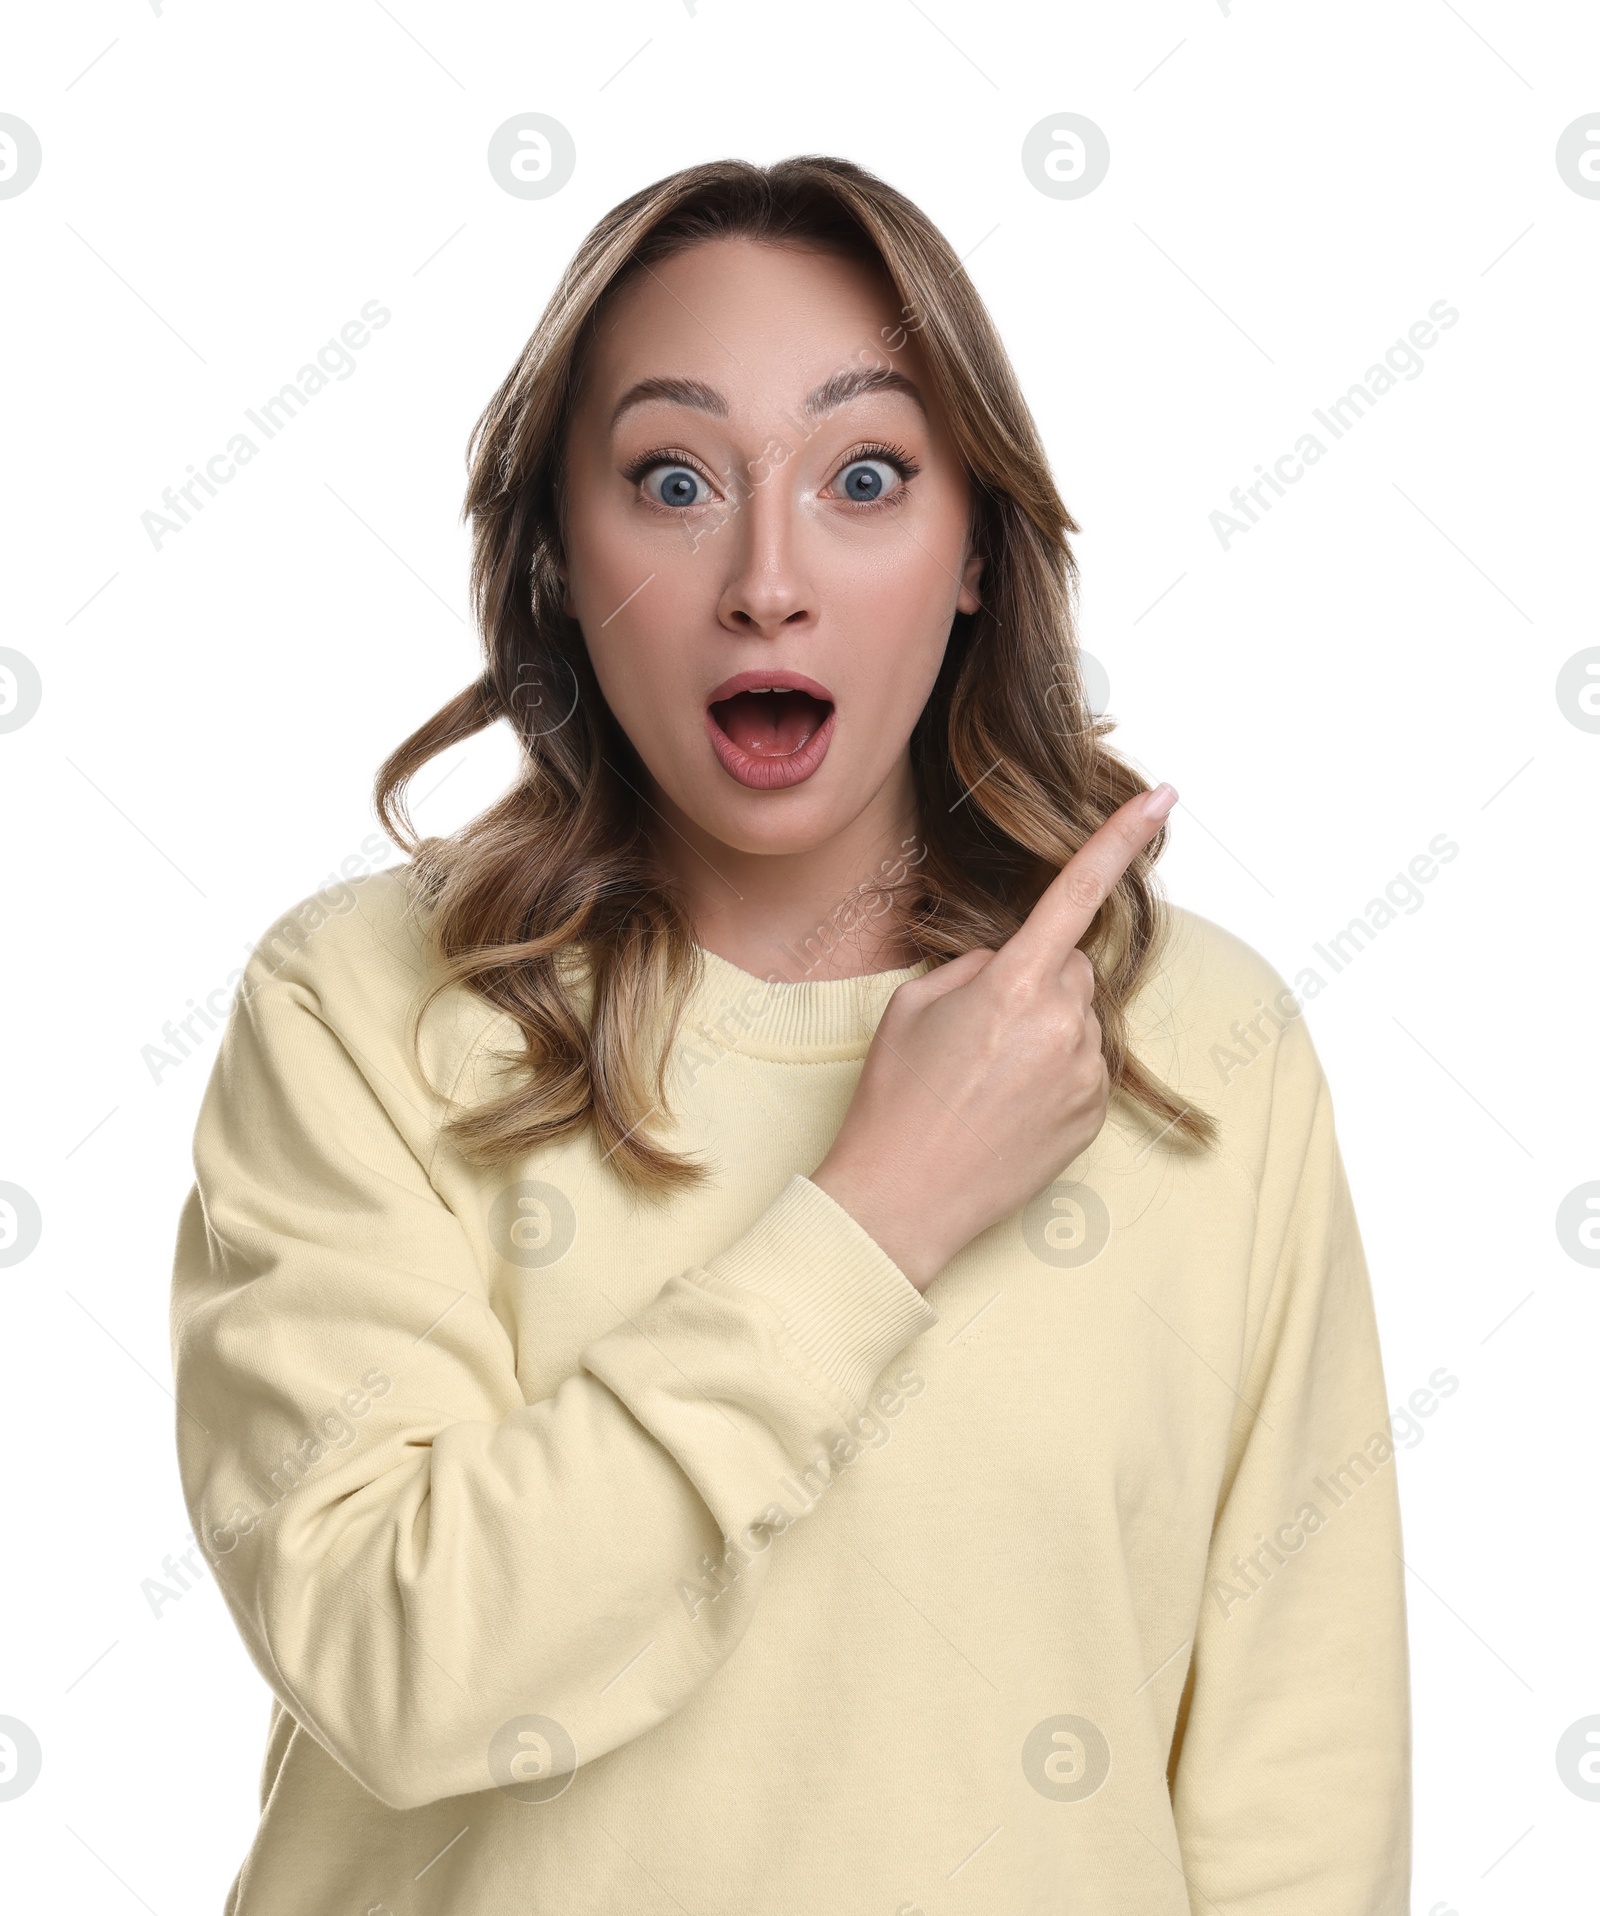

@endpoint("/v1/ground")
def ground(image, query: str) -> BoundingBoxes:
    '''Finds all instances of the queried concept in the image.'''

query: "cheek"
[564,503,691,702]
[565,489,643,609]
[861,628,947,724]
[830,527,963,681]
[846,481,971,616]
[848,547,952,626]
[838,575,951,735]
[582,609,682,741]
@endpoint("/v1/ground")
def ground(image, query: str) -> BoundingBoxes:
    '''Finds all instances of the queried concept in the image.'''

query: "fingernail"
[1142,783,1178,820]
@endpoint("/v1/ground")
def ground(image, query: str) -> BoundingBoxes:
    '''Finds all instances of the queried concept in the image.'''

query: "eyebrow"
[608,365,928,432]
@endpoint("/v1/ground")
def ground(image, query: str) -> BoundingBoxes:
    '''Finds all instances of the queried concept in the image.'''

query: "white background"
[2,2,1597,1910]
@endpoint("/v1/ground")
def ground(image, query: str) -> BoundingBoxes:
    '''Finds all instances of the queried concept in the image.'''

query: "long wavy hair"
[374,154,1216,1193]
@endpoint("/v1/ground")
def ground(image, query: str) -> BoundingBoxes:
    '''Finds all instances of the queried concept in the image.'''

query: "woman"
[170,156,1410,1913]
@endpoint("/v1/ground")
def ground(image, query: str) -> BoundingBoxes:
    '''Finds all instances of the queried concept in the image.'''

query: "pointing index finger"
[1002,784,1178,970]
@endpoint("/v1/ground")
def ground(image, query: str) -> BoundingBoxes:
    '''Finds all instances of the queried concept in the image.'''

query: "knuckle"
[992,967,1042,1014]
[1048,999,1087,1050]
[1062,948,1095,990]
[1064,869,1106,911]
[883,979,923,1019]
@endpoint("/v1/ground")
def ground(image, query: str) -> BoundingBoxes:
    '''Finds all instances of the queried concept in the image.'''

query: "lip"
[704,668,836,706]
[704,669,837,791]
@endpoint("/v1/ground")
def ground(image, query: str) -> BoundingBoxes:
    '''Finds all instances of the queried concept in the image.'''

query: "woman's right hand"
[810,783,1179,1292]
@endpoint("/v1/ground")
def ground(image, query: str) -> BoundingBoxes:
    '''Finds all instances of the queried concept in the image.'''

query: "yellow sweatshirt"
[170,866,1410,1914]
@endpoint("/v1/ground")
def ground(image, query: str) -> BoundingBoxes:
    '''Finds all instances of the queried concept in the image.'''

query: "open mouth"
[705,672,837,790]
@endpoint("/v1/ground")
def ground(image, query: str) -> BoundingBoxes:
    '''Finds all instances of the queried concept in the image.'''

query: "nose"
[713,479,816,639]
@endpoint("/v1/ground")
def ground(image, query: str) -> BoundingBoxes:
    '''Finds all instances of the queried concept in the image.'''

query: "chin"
[683,779,859,859]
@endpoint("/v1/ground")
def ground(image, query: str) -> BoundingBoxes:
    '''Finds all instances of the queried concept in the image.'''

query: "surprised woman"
[170,155,1410,1915]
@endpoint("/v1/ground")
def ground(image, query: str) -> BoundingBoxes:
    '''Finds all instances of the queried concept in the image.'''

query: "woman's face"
[560,236,983,859]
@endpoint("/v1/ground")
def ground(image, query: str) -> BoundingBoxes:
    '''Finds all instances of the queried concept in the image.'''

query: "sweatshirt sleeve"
[1168,1021,1412,1911]
[168,951,938,1813]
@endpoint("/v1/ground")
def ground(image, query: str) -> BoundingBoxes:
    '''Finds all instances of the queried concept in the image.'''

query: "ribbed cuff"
[701,1174,939,1410]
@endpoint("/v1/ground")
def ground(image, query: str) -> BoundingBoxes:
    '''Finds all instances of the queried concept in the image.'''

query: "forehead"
[579,237,921,421]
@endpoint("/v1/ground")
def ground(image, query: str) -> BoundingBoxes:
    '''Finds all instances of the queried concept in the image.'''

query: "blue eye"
[837,458,899,502]
[644,464,707,508]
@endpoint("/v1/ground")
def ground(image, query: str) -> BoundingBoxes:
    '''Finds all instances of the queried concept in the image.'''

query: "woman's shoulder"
[243,861,433,998]
[238,862,516,1104]
[1143,901,1295,1017]
[1130,899,1330,1130]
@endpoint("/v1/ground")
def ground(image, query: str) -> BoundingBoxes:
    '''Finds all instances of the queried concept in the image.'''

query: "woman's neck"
[648,765,925,983]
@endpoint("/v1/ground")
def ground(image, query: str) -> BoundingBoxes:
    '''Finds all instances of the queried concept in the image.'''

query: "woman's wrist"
[809,1156,947,1293]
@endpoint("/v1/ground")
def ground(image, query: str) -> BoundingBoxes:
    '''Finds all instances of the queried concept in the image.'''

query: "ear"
[956,547,985,617]
[555,560,575,619]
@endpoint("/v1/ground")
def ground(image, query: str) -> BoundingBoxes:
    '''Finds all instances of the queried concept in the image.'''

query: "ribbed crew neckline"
[679,943,937,1061]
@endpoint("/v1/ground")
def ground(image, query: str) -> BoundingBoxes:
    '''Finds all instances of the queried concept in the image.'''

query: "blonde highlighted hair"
[375,154,1215,1191]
